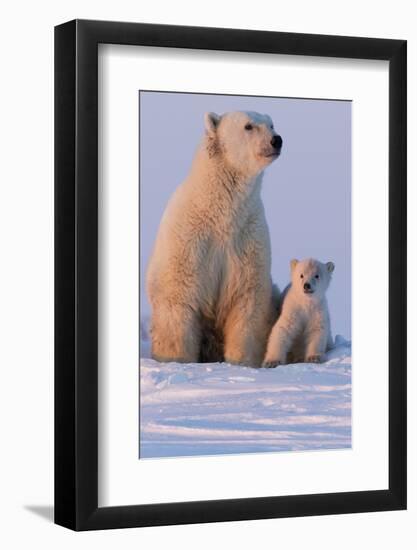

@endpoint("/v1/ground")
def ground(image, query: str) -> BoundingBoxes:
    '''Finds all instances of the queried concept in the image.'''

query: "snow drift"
[139,334,351,459]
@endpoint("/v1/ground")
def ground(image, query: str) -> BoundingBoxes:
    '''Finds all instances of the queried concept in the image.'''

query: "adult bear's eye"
[315,274,319,279]
[244,123,253,131]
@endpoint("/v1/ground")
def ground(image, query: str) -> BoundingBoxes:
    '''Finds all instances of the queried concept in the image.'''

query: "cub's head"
[290,258,335,299]
[204,111,282,177]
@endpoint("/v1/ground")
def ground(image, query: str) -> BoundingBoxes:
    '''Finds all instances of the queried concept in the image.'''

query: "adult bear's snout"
[271,135,283,150]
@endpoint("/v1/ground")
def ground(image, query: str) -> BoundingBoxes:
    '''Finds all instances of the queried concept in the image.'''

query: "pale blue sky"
[140,92,351,339]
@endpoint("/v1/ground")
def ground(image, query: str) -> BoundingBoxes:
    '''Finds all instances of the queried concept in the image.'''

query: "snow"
[139,335,351,459]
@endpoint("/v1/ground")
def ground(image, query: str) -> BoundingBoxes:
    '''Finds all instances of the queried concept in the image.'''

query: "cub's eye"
[244,123,253,131]
[300,274,304,279]
[315,274,319,279]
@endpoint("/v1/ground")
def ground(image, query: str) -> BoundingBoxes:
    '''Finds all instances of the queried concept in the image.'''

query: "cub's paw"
[306,354,322,363]
[262,360,283,368]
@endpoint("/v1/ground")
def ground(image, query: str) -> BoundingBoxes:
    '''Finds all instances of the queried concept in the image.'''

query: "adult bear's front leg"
[150,304,201,363]
[222,223,273,367]
[223,297,271,367]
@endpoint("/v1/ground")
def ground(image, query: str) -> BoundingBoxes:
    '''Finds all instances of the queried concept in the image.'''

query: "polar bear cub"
[263,258,335,367]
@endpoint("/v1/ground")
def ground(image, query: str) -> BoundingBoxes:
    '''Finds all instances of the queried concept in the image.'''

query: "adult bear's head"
[204,111,283,178]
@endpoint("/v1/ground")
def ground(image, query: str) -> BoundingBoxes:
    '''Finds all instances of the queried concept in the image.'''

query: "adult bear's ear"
[204,112,221,134]
[290,259,299,271]
[326,261,335,273]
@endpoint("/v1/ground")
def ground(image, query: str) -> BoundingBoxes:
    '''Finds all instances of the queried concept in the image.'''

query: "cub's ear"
[326,261,335,273]
[290,259,299,271]
[204,112,221,134]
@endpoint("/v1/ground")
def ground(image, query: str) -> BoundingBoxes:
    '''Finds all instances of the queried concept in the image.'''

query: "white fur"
[263,258,335,366]
[146,111,281,366]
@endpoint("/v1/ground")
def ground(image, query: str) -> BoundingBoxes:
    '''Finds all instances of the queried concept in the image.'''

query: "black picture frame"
[55,19,407,531]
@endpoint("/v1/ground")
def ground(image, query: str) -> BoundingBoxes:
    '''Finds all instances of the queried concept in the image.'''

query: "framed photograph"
[55,19,406,530]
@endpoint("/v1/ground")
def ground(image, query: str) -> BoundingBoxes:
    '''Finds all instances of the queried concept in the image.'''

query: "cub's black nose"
[271,135,283,149]
[303,282,311,291]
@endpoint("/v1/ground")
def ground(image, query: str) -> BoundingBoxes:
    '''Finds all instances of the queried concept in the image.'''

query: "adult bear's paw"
[262,359,283,368]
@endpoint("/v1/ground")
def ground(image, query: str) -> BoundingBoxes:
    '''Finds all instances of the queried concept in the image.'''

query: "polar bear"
[146,111,283,366]
[263,258,335,367]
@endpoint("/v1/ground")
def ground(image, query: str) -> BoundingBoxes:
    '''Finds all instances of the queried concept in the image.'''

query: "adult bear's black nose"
[304,282,311,291]
[271,135,283,149]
